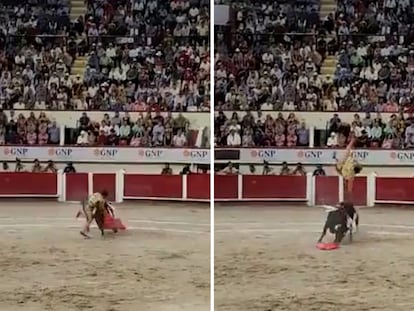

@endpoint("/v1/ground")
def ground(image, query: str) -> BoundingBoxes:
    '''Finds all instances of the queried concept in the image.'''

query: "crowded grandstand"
[214,0,414,152]
[0,0,210,153]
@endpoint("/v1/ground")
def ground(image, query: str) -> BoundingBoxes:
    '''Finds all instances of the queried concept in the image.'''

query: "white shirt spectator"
[327,132,338,147]
[262,52,274,64]
[370,126,382,139]
[173,132,187,147]
[228,123,241,132]
[227,132,241,146]
[338,85,350,98]
[77,131,89,145]
[352,125,363,137]
[261,102,274,110]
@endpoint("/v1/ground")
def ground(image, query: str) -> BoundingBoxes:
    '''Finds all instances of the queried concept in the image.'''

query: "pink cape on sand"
[316,242,339,251]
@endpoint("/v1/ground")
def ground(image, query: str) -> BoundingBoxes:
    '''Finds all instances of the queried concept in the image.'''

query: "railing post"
[57,169,64,202]
[367,173,376,207]
[116,170,125,203]
[306,172,314,206]
[182,174,188,200]
[237,174,243,200]
[60,125,65,146]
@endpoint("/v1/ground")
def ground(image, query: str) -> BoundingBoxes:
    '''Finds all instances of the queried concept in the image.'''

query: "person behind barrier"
[64,162,76,173]
[313,164,326,176]
[279,162,291,175]
[292,163,306,176]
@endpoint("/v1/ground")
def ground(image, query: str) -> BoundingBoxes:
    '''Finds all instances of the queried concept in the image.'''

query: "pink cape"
[103,213,127,230]
[316,242,339,250]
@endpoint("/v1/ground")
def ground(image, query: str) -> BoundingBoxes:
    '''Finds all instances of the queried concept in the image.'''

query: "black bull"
[318,203,359,243]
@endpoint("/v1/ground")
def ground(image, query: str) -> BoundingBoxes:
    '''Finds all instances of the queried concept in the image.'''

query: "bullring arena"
[0,172,210,311]
[215,174,414,311]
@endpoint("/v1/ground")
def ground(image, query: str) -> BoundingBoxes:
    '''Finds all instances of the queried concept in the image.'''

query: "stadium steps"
[70,0,87,20]
[320,0,336,18]
[320,55,337,81]
[71,56,87,82]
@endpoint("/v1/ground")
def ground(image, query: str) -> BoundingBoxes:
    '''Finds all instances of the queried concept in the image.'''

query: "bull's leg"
[335,228,347,243]
[318,224,329,243]
[355,213,359,232]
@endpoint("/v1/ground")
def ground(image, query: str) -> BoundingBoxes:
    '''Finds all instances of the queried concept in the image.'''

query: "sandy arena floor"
[0,202,209,311]
[215,206,414,311]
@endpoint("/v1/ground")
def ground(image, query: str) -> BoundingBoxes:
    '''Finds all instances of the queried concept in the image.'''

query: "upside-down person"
[334,136,363,202]
[78,190,109,238]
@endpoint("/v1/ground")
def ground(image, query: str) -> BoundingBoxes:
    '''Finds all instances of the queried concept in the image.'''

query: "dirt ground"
[0,202,209,311]
[215,206,414,311]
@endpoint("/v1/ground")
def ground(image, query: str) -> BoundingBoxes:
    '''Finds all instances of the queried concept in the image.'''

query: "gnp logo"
[138,149,164,158]
[48,147,73,157]
[296,150,323,159]
[183,149,209,160]
[250,149,277,159]
[93,148,118,157]
[351,150,369,161]
[3,147,29,157]
[390,151,414,161]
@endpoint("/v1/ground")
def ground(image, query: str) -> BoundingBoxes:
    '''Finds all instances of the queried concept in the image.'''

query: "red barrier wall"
[124,174,183,199]
[3,172,414,206]
[375,177,414,203]
[0,172,58,196]
[242,175,307,200]
[93,173,116,201]
[352,176,367,206]
[214,175,238,199]
[314,176,339,205]
[65,173,88,201]
[187,174,210,200]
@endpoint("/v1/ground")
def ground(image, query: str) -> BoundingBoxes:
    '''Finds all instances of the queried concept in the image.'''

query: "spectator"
[292,163,306,176]
[262,161,273,175]
[313,164,326,176]
[219,162,238,175]
[227,129,241,147]
[180,165,192,175]
[48,122,60,144]
[161,164,173,175]
[279,162,290,175]
[77,131,89,145]
[327,132,339,147]
[405,123,414,148]
[44,160,57,173]
[15,158,24,172]
[32,159,43,173]
[173,129,187,147]
[63,162,76,173]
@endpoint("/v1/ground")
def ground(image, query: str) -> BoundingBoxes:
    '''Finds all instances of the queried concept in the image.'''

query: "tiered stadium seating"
[0,0,210,148]
[214,0,413,149]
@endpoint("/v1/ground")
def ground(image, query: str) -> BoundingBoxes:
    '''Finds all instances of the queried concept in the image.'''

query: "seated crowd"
[0,0,210,113]
[214,0,325,113]
[76,111,195,147]
[215,110,414,148]
[215,111,310,147]
[0,108,209,147]
[0,109,60,145]
[73,0,210,112]
[327,111,414,149]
